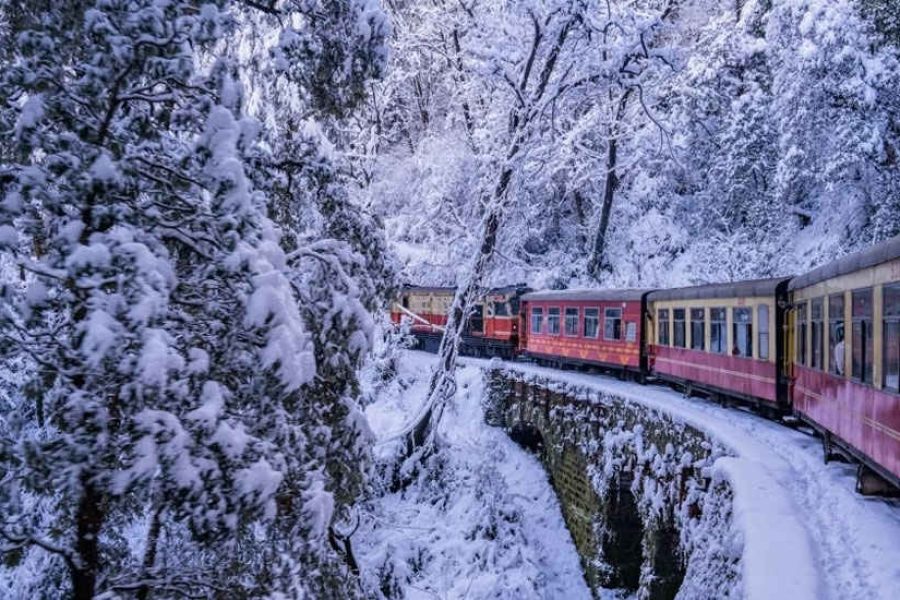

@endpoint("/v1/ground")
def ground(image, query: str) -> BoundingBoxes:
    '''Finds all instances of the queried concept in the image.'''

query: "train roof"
[647,277,791,301]
[400,283,530,296]
[788,235,900,291]
[521,288,651,302]
[401,284,456,294]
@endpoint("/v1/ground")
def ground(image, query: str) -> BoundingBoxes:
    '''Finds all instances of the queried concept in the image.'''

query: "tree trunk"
[588,134,617,279]
[406,167,514,455]
[72,476,105,600]
[136,503,163,600]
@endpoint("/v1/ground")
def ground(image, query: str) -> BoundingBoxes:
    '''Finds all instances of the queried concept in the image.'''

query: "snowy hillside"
[358,352,592,599]
[356,0,900,289]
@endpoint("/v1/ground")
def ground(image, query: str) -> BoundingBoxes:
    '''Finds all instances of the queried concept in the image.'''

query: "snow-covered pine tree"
[0,1,390,597]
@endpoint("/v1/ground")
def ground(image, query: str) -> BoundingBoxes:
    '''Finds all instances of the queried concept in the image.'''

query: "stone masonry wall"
[483,365,743,599]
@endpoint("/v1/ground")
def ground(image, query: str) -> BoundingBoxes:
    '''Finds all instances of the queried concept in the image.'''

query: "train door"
[467,304,484,336]
[518,300,529,350]
[780,284,795,408]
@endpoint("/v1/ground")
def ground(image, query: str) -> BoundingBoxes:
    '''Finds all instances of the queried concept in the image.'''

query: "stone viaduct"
[483,365,743,599]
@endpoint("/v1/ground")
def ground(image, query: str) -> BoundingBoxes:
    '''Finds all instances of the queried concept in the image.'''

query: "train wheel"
[855,465,899,496]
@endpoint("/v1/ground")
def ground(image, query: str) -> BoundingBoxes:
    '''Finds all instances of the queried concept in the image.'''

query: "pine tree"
[0,1,391,597]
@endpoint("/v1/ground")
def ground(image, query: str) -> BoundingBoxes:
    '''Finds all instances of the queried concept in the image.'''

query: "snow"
[304,480,336,540]
[236,458,283,519]
[89,152,121,184]
[244,267,317,391]
[66,243,112,270]
[477,357,900,600]
[0,225,17,248]
[185,381,225,426]
[80,309,119,367]
[137,329,179,387]
[359,350,592,599]
[14,94,44,136]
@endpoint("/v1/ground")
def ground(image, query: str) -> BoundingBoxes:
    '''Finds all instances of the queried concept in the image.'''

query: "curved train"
[390,236,900,495]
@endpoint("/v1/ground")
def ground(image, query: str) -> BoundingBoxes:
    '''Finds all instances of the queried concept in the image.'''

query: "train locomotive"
[390,236,900,494]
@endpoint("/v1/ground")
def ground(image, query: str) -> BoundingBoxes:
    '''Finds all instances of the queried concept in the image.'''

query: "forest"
[0,0,898,598]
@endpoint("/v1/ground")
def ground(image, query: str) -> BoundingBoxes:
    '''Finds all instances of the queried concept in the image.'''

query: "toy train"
[391,236,900,495]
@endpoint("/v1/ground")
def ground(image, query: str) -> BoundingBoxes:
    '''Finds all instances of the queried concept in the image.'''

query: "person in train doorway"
[833,325,845,376]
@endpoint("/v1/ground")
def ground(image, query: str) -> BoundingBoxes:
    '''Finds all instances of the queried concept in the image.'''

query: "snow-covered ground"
[359,351,592,599]
[361,351,900,599]
[471,357,900,600]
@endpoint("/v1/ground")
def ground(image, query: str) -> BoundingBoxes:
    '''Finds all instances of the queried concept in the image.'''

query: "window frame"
[690,308,706,351]
[732,306,753,358]
[884,283,900,394]
[710,307,727,354]
[657,308,670,346]
[547,306,561,336]
[673,308,686,348]
[757,304,770,361]
[810,298,824,370]
[828,293,845,377]
[851,288,873,384]
[530,307,544,335]
[584,308,600,339]
[564,307,580,337]
[796,301,808,366]
[604,307,623,341]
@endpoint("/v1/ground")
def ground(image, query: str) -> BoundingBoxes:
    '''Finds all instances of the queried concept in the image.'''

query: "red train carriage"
[518,289,651,378]
[788,236,900,492]
[391,284,529,357]
[646,278,791,412]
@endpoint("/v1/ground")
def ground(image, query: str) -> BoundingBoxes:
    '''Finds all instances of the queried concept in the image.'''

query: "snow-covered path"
[476,357,900,600]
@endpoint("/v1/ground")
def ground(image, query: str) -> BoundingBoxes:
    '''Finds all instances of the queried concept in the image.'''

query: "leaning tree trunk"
[401,9,580,464]
[405,166,514,457]
[587,90,631,280]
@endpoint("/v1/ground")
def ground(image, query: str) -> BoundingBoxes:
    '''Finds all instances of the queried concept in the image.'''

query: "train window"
[690,308,705,351]
[796,302,808,366]
[584,308,600,338]
[883,284,900,393]
[810,298,824,369]
[673,309,686,348]
[531,307,543,334]
[732,307,753,358]
[548,307,561,335]
[851,288,873,384]
[829,294,845,376]
[757,305,770,360]
[493,301,510,317]
[604,308,623,341]
[710,308,727,353]
[657,309,670,345]
[564,307,579,336]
